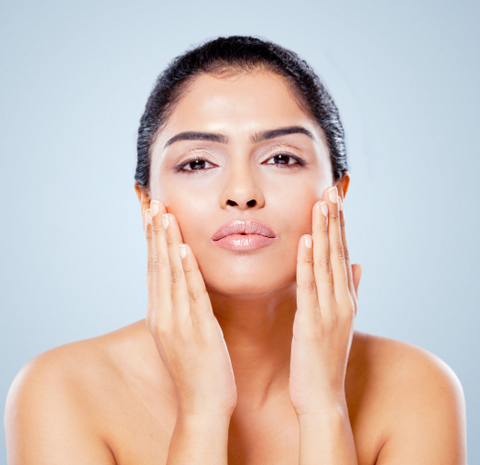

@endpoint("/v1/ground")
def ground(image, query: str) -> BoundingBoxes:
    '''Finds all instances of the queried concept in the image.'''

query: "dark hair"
[135,35,348,192]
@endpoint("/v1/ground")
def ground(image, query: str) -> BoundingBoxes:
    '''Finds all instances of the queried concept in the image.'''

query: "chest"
[98,356,383,465]
[103,393,380,465]
[108,407,301,465]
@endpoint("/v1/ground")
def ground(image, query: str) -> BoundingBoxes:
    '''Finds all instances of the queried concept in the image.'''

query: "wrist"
[296,397,349,423]
[176,407,234,425]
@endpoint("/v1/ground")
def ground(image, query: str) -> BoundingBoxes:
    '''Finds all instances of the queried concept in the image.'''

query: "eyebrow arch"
[251,126,316,144]
[163,125,316,150]
[164,131,228,149]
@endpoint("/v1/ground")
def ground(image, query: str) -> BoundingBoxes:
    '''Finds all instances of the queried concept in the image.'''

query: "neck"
[208,283,297,412]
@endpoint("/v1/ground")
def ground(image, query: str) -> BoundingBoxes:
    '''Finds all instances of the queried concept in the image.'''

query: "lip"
[210,219,278,250]
[211,219,277,241]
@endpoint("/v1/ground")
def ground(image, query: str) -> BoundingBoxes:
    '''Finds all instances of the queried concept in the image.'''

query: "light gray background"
[1,0,479,462]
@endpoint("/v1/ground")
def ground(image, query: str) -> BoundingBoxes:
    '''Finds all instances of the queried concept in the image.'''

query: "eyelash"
[174,153,306,174]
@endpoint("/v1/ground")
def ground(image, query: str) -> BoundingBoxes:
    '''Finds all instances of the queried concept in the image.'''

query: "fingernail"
[328,186,338,203]
[304,235,312,248]
[179,244,187,259]
[145,209,152,228]
[162,213,169,230]
[151,200,160,218]
[338,197,343,211]
[320,201,328,218]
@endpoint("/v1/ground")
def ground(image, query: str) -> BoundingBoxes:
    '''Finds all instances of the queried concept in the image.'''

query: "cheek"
[272,182,318,234]
[156,174,210,223]
[166,202,207,245]
[156,175,324,294]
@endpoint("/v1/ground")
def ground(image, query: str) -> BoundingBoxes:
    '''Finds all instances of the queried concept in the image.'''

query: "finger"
[312,200,335,313]
[179,243,215,329]
[145,209,155,323]
[296,234,320,319]
[338,199,357,311]
[325,186,350,309]
[161,212,191,321]
[150,200,173,326]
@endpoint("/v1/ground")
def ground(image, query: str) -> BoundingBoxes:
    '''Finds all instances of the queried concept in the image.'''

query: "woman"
[5,36,467,464]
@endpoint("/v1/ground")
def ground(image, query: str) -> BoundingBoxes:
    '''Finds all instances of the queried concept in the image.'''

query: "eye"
[175,157,215,174]
[263,153,306,168]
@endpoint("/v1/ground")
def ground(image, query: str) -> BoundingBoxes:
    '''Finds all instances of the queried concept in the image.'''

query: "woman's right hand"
[144,199,237,419]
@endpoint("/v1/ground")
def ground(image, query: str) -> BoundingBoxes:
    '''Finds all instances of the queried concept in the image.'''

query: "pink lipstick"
[210,220,278,250]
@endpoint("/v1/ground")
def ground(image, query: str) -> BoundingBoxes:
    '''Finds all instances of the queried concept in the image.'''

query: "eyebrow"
[163,125,316,149]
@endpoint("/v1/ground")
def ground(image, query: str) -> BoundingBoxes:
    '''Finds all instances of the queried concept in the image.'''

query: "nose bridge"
[220,147,264,209]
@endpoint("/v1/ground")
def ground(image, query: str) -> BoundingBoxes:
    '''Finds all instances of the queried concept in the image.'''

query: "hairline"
[146,66,328,189]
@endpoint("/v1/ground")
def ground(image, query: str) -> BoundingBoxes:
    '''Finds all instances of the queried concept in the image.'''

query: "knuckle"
[189,287,205,303]
[182,262,194,274]
[153,255,169,273]
[339,299,355,320]
[154,323,170,341]
[335,244,345,261]
[165,232,174,246]
[170,267,183,284]
[298,279,317,294]
[303,253,314,264]
[330,212,341,223]
[318,257,331,274]
[324,312,339,330]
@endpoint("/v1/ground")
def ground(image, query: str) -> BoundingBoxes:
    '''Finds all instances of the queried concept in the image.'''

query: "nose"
[220,161,265,210]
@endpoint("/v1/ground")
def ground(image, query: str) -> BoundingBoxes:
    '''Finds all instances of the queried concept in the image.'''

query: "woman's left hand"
[289,185,362,417]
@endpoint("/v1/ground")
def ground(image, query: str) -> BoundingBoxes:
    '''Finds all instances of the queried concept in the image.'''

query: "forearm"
[166,413,231,465]
[298,402,358,465]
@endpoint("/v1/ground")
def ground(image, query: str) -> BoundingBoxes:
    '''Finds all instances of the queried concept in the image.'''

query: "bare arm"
[291,187,360,465]
[298,404,357,465]
[166,414,230,464]
[290,185,466,464]
[144,199,237,464]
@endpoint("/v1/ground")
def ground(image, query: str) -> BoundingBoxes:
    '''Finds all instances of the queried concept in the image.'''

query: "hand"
[144,200,237,418]
[289,186,362,417]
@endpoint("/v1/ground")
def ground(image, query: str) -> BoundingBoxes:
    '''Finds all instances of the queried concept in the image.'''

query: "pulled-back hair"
[135,35,348,192]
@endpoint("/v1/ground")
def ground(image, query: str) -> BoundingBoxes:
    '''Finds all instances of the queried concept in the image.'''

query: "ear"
[352,263,363,299]
[134,182,151,233]
[335,171,350,201]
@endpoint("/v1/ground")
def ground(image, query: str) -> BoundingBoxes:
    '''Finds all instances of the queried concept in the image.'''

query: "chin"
[203,268,295,298]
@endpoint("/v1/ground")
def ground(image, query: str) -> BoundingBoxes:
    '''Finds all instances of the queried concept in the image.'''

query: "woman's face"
[147,71,337,296]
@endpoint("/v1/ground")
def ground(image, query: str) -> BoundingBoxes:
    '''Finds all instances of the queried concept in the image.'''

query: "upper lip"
[211,219,277,241]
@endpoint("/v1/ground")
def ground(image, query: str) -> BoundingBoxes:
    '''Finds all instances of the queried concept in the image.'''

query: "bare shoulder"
[6,320,146,405]
[353,330,464,395]
[4,320,150,464]
[350,331,467,464]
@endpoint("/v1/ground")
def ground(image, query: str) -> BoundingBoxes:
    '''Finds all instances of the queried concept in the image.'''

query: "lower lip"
[212,234,277,250]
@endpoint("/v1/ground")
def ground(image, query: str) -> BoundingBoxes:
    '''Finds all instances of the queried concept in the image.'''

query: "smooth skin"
[5,71,467,465]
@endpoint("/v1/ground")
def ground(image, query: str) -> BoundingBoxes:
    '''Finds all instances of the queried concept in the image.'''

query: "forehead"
[158,71,321,141]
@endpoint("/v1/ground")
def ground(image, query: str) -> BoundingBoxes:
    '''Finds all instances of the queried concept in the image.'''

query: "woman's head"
[135,35,348,193]
[134,36,350,297]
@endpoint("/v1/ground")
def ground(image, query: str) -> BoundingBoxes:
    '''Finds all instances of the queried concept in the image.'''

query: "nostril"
[226,199,257,207]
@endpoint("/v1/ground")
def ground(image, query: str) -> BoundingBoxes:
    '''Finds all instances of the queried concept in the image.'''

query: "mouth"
[210,220,278,250]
